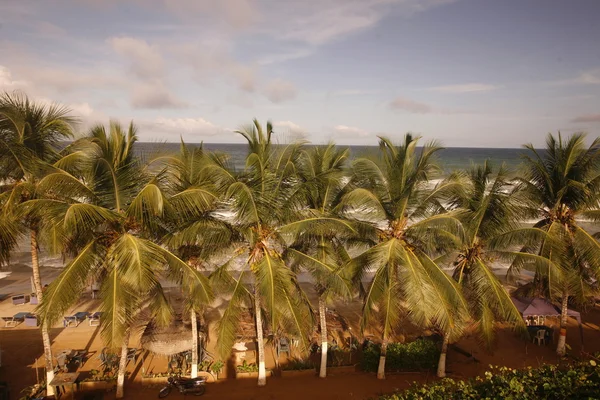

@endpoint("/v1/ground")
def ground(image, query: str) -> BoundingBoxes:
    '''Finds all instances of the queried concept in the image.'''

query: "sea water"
[136,142,530,175]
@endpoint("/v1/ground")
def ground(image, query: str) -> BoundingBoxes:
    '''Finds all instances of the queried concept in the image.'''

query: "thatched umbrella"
[237,310,258,340]
[141,320,196,356]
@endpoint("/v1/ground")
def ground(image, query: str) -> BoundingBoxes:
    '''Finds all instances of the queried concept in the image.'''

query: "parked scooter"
[158,376,206,398]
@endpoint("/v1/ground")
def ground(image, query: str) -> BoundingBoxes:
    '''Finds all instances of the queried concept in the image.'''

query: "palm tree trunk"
[30,229,55,396]
[116,330,131,399]
[318,297,328,378]
[437,331,450,378]
[377,337,387,380]
[191,309,198,378]
[556,289,569,356]
[254,289,267,386]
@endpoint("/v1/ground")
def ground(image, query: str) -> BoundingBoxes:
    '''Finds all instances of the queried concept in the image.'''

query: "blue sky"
[1,0,599,147]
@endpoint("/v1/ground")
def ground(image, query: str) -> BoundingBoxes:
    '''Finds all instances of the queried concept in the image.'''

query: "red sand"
[1,303,599,400]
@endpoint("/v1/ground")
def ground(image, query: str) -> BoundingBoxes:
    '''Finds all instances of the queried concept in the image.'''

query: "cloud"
[257,48,314,65]
[571,114,600,123]
[131,82,187,109]
[109,36,164,80]
[151,117,222,136]
[427,83,500,93]
[333,124,369,137]
[0,65,29,90]
[36,21,67,37]
[274,120,307,139]
[389,97,432,113]
[263,78,297,103]
[266,0,456,46]
[331,89,377,96]
[549,69,600,86]
[69,102,94,117]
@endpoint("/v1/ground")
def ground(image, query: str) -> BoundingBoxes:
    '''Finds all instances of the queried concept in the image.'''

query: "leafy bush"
[377,361,600,399]
[282,357,316,371]
[83,369,119,381]
[211,360,224,376]
[236,360,259,373]
[361,339,439,373]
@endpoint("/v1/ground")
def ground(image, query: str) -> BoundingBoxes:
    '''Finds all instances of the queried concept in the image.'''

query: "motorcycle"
[158,376,206,398]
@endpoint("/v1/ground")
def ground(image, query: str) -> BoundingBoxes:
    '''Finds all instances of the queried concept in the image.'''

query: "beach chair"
[534,329,546,346]
[2,312,28,327]
[277,337,291,358]
[89,311,102,326]
[63,311,89,327]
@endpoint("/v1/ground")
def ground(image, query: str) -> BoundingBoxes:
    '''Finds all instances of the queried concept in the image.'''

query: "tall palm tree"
[510,133,600,356]
[437,162,525,377]
[158,140,233,378]
[33,122,213,398]
[214,120,352,386]
[0,91,75,396]
[340,134,468,379]
[286,143,353,378]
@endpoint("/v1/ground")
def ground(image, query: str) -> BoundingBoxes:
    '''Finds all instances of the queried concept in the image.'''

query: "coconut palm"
[32,122,213,398]
[285,143,353,378]
[509,133,600,356]
[340,134,468,379]
[214,120,353,386]
[158,140,234,378]
[437,162,526,377]
[0,91,75,396]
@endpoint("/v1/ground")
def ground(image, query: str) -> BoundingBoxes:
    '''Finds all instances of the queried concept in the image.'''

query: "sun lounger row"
[3,311,102,328]
[63,311,102,327]
[2,312,37,327]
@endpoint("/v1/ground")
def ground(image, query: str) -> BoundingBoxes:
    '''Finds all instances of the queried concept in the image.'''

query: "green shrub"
[377,361,600,399]
[282,357,316,371]
[236,360,259,373]
[361,339,440,373]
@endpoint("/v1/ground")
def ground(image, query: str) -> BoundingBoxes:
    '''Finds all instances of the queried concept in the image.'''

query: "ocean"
[136,142,530,175]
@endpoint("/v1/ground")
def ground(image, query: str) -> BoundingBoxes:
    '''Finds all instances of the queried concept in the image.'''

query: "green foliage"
[282,357,316,371]
[210,360,225,375]
[236,360,260,373]
[377,361,600,399]
[361,339,440,373]
[83,369,118,382]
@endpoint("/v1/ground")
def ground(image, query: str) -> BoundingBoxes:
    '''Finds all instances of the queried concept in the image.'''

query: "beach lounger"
[11,294,29,305]
[63,312,89,327]
[89,311,102,326]
[2,312,30,327]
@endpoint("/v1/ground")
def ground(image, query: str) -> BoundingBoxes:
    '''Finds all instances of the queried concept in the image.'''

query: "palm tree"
[340,134,468,379]
[214,120,353,385]
[33,122,213,398]
[158,140,233,378]
[437,162,525,377]
[285,143,353,378]
[511,133,600,356]
[0,91,75,396]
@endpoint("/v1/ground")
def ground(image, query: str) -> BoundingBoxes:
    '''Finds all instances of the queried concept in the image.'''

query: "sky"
[1,0,599,147]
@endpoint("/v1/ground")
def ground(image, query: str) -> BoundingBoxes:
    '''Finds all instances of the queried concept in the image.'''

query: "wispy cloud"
[331,89,378,97]
[257,49,314,65]
[333,124,369,137]
[548,68,600,86]
[427,83,500,93]
[571,114,600,123]
[265,0,456,46]
[389,97,432,113]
